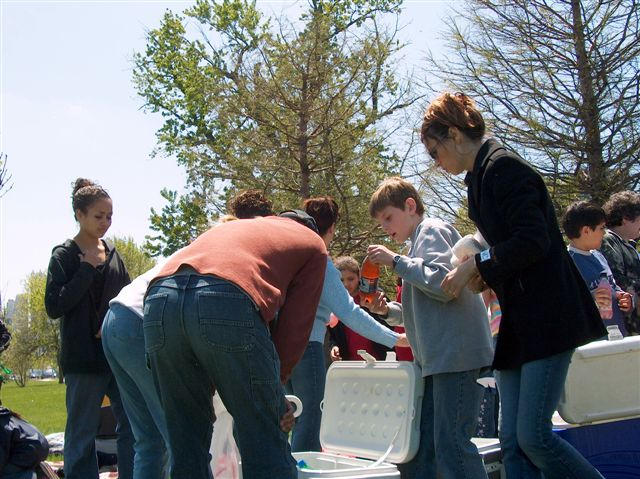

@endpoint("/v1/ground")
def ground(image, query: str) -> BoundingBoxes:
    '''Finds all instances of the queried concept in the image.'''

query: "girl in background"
[45,179,134,479]
[328,256,392,361]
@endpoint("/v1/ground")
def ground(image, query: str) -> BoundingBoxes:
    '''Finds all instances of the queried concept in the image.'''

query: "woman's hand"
[441,256,479,298]
[79,249,103,268]
[467,273,489,294]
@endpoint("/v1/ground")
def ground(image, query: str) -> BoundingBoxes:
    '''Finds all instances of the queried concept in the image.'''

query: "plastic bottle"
[359,256,380,304]
[595,274,613,320]
[606,324,623,341]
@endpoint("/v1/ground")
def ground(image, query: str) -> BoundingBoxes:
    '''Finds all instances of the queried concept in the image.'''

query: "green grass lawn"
[1,380,67,435]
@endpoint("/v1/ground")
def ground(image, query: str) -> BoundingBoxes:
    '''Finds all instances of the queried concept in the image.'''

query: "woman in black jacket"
[45,179,133,479]
[425,93,605,479]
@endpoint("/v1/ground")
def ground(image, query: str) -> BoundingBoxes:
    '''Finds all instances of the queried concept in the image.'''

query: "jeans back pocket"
[143,292,168,353]
[198,290,255,352]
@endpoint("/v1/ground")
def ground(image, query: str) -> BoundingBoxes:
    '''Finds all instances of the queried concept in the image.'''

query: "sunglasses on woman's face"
[428,141,441,161]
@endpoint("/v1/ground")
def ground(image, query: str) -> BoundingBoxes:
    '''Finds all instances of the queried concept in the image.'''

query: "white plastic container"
[558,335,640,424]
[472,438,503,479]
[293,452,400,478]
[295,351,423,478]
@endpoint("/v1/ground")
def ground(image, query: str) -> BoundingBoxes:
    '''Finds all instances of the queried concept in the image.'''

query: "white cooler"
[557,335,640,424]
[294,351,424,478]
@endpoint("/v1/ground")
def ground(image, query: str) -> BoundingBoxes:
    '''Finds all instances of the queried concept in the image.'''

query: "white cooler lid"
[558,336,640,424]
[573,335,640,359]
[319,352,423,464]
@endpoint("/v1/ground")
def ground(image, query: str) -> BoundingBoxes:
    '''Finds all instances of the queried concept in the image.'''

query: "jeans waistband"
[173,264,200,276]
[151,271,251,296]
[148,271,260,311]
[108,302,143,320]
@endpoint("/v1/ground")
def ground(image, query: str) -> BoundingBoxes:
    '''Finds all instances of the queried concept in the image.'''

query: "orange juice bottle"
[359,256,380,304]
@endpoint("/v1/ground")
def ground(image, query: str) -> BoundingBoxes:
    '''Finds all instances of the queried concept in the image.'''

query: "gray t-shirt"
[386,217,494,376]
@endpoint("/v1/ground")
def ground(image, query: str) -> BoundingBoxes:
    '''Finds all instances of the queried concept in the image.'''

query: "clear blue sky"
[0,0,452,303]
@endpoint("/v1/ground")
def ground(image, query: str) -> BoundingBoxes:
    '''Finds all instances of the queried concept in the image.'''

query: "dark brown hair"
[562,201,606,239]
[421,92,485,145]
[229,189,273,219]
[71,178,110,220]
[603,191,640,228]
[302,197,339,236]
[369,177,425,217]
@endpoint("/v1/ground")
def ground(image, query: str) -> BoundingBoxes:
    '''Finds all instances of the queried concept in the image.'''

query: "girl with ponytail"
[45,178,134,479]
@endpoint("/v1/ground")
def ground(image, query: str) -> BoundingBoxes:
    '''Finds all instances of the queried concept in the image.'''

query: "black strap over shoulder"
[278,209,319,234]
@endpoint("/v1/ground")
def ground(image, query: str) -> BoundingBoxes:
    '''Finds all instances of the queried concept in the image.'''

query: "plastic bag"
[210,393,242,479]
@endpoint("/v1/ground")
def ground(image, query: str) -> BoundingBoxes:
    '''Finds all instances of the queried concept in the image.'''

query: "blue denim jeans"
[398,369,487,479]
[285,341,326,452]
[63,371,134,479]
[496,350,604,479]
[102,304,171,479]
[144,274,296,479]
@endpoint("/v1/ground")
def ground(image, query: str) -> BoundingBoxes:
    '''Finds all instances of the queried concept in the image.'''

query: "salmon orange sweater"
[154,216,327,381]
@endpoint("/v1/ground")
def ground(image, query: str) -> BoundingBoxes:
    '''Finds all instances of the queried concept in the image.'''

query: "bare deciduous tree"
[0,153,12,198]
[424,0,640,210]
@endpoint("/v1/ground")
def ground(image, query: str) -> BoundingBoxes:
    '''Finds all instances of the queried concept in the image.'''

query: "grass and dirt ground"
[1,379,67,435]
[0,380,120,476]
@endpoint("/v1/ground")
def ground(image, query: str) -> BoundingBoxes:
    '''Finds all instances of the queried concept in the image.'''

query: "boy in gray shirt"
[366,177,493,479]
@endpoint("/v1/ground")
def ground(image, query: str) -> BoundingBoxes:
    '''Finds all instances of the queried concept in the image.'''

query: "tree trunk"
[298,74,311,199]
[571,0,606,202]
[57,356,64,384]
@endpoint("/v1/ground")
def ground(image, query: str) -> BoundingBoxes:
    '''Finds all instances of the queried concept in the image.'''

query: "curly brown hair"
[562,201,606,239]
[603,191,640,228]
[229,190,273,219]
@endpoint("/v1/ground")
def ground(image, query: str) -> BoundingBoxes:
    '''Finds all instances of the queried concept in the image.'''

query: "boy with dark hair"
[562,201,608,240]
[366,177,493,479]
[562,201,632,336]
[599,191,640,334]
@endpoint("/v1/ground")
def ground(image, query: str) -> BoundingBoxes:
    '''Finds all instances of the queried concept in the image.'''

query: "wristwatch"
[392,255,401,270]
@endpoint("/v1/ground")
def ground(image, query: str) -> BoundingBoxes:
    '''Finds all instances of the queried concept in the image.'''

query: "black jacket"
[45,239,130,374]
[466,139,606,370]
[0,407,49,473]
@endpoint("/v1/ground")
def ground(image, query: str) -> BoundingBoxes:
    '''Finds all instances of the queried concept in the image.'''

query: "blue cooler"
[555,418,640,478]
